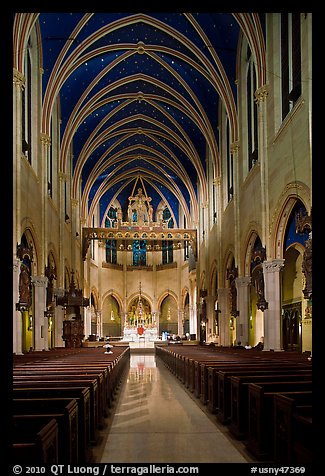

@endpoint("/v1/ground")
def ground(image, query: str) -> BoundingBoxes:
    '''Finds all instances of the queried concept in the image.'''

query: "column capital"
[31,275,48,287]
[13,68,25,89]
[255,84,269,104]
[217,288,229,298]
[40,133,51,146]
[236,276,251,287]
[59,172,68,182]
[71,198,79,208]
[230,141,240,155]
[263,259,285,273]
[54,287,65,298]
[213,177,221,186]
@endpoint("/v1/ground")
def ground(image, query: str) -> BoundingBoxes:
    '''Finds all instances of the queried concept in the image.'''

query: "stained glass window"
[133,240,147,266]
[162,207,174,264]
[105,207,117,264]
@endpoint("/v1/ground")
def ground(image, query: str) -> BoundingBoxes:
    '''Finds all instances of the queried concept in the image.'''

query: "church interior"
[11,12,313,466]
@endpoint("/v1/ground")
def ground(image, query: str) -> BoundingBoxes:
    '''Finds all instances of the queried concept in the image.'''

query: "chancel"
[11,12,313,466]
[122,282,159,343]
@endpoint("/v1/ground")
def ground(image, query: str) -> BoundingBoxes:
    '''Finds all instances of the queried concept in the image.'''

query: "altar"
[122,325,159,342]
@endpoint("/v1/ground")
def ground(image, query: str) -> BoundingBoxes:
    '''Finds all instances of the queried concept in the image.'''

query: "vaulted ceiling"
[14,12,266,228]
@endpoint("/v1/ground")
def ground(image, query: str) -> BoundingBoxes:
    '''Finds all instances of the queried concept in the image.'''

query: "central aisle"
[93,351,255,463]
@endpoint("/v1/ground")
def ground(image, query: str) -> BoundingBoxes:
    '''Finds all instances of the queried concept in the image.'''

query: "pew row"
[12,416,59,463]
[245,380,313,460]
[12,346,130,463]
[155,344,312,464]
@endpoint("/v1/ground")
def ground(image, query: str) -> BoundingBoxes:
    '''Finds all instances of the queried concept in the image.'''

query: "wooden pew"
[12,386,92,463]
[12,345,130,464]
[273,392,312,464]
[205,362,287,410]
[195,357,253,399]
[207,363,306,415]
[245,381,313,460]
[12,398,79,463]
[191,356,244,395]
[228,371,312,439]
[13,376,99,444]
[291,409,312,464]
[12,416,59,463]
[15,362,115,410]
[217,369,312,426]
[13,369,107,426]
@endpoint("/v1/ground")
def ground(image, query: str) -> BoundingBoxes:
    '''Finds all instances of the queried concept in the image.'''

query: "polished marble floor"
[92,352,256,464]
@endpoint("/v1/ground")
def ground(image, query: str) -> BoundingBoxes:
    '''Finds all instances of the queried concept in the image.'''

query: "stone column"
[189,275,198,339]
[188,304,196,339]
[54,306,65,347]
[40,133,51,273]
[13,258,24,354]
[54,288,65,347]
[230,141,240,260]
[96,310,102,338]
[31,276,48,351]
[58,172,68,288]
[178,308,183,336]
[13,71,24,354]
[255,85,270,248]
[217,288,230,346]
[84,306,92,340]
[13,69,24,251]
[71,198,79,271]
[263,259,285,351]
[205,295,215,342]
[236,277,251,346]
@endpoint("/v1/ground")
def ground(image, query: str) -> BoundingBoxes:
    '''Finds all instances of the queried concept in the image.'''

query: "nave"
[11,342,314,467]
[92,350,255,464]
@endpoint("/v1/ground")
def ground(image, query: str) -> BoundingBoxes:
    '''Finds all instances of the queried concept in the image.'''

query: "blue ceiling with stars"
[38,12,264,226]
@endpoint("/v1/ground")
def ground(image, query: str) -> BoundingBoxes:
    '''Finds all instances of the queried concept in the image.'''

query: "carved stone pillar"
[31,276,48,351]
[236,277,251,346]
[263,259,285,351]
[217,288,230,346]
